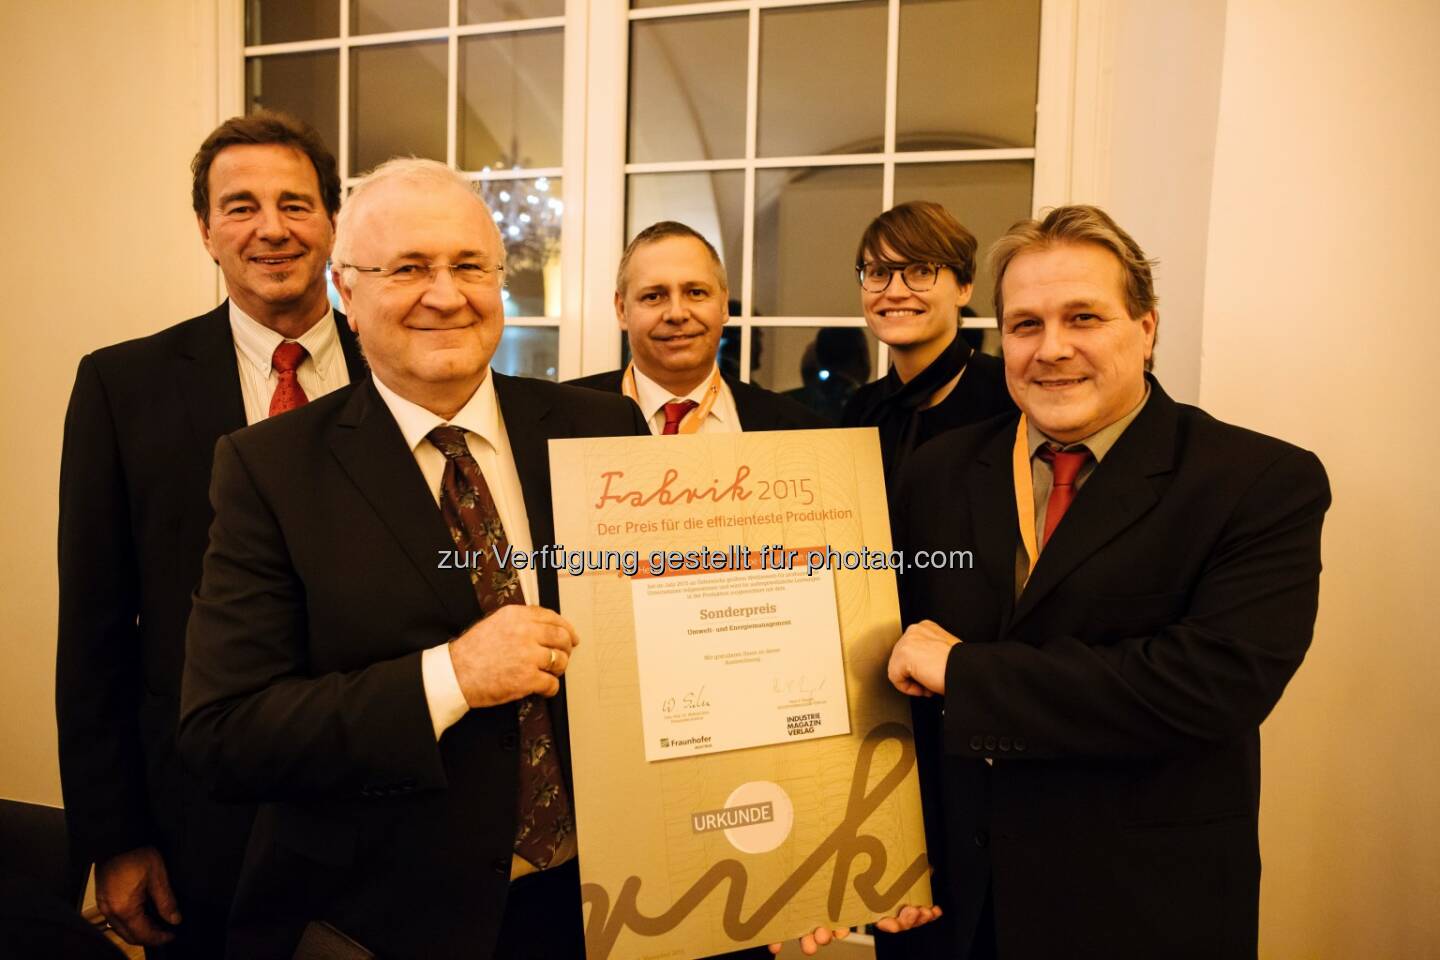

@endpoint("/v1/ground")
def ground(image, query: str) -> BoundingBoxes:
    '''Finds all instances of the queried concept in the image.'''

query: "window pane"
[247,0,338,45]
[492,326,559,380]
[480,177,564,317]
[628,14,747,163]
[753,166,882,317]
[460,30,564,171]
[750,326,877,422]
[246,52,340,159]
[758,3,886,158]
[897,0,1041,149]
[351,0,446,35]
[892,160,1032,316]
[463,0,563,22]
[631,0,701,8]
[350,41,447,173]
[627,171,745,306]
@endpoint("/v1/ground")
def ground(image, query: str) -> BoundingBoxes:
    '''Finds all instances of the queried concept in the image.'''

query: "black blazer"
[55,303,363,912]
[178,374,647,960]
[893,379,1329,959]
[566,368,832,430]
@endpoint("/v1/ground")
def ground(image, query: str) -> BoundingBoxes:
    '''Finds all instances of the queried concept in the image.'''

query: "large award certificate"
[550,428,932,960]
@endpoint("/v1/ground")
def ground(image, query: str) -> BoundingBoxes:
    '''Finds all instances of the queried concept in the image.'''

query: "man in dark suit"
[886,205,1330,959]
[568,220,829,432]
[178,158,648,959]
[56,111,360,957]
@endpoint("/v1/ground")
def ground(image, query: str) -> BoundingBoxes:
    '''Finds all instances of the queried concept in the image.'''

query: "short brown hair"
[989,205,1157,322]
[616,221,728,295]
[191,110,341,223]
[855,201,978,287]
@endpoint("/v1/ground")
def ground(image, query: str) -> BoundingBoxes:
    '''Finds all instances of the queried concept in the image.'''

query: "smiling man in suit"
[886,205,1330,959]
[56,110,362,957]
[178,158,647,959]
[569,221,829,433]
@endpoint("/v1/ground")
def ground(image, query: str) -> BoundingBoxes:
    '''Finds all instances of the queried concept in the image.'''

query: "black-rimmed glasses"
[856,261,946,293]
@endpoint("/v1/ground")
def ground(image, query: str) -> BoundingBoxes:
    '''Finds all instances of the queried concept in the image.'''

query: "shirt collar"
[228,300,341,379]
[371,368,502,455]
[630,364,732,427]
[1027,382,1151,463]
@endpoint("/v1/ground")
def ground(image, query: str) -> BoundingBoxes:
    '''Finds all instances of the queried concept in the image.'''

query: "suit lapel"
[725,374,758,430]
[1010,382,1179,629]
[329,379,479,627]
[493,373,575,777]
[494,373,557,559]
[333,309,367,381]
[177,302,247,447]
[966,426,1022,622]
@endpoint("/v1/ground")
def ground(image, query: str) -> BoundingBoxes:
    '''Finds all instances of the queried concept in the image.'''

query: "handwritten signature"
[661,687,711,715]
[772,674,826,697]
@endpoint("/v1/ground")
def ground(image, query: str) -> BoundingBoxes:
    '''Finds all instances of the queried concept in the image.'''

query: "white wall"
[1070,0,1229,405]
[1199,1,1440,955]
[0,0,220,805]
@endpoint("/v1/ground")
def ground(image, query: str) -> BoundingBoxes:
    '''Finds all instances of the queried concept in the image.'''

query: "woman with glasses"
[843,201,1015,491]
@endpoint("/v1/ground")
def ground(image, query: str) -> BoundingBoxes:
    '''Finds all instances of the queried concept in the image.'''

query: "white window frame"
[221,0,587,374]
[219,0,1086,382]
[580,0,1081,380]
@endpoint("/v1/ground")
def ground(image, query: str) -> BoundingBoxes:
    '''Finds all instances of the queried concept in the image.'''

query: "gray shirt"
[1015,384,1151,598]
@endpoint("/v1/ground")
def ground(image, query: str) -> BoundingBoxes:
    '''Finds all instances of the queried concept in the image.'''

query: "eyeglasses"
[336,260,505,287]
[857,261,946,293]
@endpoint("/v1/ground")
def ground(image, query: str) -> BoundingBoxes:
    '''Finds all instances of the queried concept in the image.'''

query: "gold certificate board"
[549,428,931,960]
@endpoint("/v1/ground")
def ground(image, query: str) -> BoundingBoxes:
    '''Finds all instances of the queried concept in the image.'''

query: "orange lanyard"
[621,363,723,435]
[1011,413,1039,584]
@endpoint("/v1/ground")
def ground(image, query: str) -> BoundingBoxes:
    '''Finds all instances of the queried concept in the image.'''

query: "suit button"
[983,735,997,751]
[1014,738,1027,753]
[501,733,519,752]
[491,857,510,875]
[998,737,1012,752]
[969,735,984,752]
[973,830,989,848]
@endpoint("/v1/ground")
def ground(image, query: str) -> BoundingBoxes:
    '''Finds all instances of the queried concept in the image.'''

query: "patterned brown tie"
[269,341,310,416]
[426,426,575,870]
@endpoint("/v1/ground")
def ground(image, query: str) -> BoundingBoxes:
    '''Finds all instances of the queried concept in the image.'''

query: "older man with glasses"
[179,157,647,960]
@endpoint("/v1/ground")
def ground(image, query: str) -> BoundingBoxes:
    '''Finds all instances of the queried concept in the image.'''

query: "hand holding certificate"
[550,428,932,960]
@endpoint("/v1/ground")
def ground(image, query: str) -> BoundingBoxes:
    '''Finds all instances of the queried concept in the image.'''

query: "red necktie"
[661,399,698,435]
[269,341,310,416]
[1038,445,1092,548]
[427,426,574,870]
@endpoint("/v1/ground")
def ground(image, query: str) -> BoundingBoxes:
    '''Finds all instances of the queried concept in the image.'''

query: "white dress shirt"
[630,364,741,435]
[229,301,350,425]
[371,371,539,740]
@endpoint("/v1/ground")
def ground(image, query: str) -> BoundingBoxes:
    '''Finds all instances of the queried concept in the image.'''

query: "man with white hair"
[179,158,647,959]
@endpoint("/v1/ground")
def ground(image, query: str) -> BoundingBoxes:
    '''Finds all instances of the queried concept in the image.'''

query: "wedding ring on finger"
[546,647,558,674]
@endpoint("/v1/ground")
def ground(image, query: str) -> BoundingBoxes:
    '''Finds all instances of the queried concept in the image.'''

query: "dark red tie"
[1038,445,1092,548]
[269,341,310,416]
[661,399,698,435]
[427,426,574,870]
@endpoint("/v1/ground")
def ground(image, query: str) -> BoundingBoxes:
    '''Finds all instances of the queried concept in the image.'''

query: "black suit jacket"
[178,374,648,960]
[56,303,363,914]
[893,379,1329,959]
[566,369,832,430]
